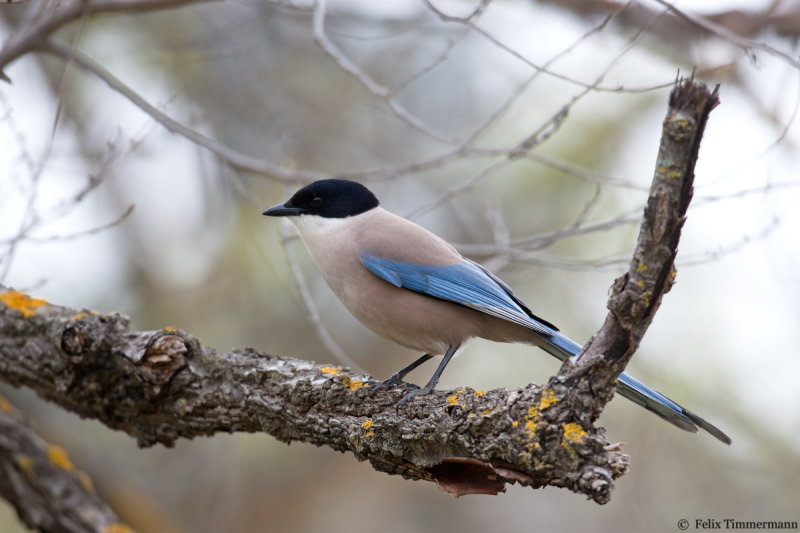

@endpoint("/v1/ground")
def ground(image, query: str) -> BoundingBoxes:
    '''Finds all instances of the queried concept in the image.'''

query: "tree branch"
[556,77,720,427]
[0,0,208,81]
[0,395,134,533]
[0,78,718,506]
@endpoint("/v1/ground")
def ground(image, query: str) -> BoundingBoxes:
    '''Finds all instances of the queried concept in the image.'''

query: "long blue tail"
[541,331,731,444]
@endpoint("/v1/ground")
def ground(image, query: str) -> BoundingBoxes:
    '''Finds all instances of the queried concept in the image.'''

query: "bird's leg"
[396,345,459,406]
[369,353,434,395]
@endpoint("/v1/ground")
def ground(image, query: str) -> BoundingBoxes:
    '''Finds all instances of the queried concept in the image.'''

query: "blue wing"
[360,254,555,336]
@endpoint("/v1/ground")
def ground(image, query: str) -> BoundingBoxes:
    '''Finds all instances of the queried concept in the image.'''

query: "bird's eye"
[310,197,323,207]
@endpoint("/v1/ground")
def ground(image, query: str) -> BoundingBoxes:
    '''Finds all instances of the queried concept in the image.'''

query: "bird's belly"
[332,273,481,355]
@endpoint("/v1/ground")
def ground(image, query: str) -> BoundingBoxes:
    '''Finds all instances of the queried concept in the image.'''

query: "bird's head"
[262,179,379,219]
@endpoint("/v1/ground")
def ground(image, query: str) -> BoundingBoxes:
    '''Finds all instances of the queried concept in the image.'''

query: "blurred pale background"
[1,0,799,531]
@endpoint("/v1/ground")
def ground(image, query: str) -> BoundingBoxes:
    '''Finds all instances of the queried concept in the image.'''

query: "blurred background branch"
[0,396,132,533]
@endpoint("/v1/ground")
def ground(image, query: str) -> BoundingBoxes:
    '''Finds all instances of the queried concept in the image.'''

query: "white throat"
[290,213,354,241]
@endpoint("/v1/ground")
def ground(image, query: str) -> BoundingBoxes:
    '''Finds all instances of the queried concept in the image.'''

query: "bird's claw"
[395,387,433,407]
[367,374,405,396]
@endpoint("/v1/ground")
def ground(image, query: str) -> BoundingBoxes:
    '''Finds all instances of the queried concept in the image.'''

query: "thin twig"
[312,0,457,145]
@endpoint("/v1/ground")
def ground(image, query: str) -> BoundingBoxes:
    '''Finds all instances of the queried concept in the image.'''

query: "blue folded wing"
[360,254,554,336]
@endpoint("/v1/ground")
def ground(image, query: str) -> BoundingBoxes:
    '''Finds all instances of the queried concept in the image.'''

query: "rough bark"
[0,79,717,514]
[554,79,720,428]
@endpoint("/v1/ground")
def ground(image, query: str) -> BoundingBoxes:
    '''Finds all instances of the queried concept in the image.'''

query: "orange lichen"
[474,391,486,397]
[78,470,95,493]
[361,421,376,438]
[446,388,465,407]
[102,524,136,533]
[537,388,558,410]
[518,388,560,440]
[562,423,587,443]
[15,455,35,479]
[0,395,13,414]
[46,445,74,472]
[341,376,366,391]
[320,366,341,375]
[0,290,48,318]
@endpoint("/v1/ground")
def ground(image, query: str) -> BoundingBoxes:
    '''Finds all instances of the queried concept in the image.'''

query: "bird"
[263,179,731,444]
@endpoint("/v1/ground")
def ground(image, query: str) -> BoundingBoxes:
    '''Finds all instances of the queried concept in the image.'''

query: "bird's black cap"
[262,179,379,218]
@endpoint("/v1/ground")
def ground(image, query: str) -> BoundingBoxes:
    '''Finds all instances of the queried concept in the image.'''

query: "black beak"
[262,203,305,217]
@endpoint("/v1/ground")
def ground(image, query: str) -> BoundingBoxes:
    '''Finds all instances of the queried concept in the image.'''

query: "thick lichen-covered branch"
[0,79,718,509]
[0,289,627,504]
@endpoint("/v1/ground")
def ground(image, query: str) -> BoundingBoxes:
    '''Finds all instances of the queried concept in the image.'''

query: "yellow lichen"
[518,388,561,440]
[69,312,89,321]
[537,388,557,410]
[361,420,373,429]
[102,524,136,533]
[480,407,493,416]
[446,388,465,407]
[0,395,13,414]
[340,376,365,391]
[636,280,645,288]
[46,445,74,472]
[511,420,520,427]
[320,366,341,375]
[642,290,653,306]
[0,290,48,318]
[667,170,683,179]
[562,422,587,443]
[163,326,177,333]
[636,261,648,273]
[15,455,35,479]
[348,379,365,391]
[474,391,486,397]
[78,471,95,493]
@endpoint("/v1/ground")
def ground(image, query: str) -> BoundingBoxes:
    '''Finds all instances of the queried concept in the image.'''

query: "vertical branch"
[559,77,720,422]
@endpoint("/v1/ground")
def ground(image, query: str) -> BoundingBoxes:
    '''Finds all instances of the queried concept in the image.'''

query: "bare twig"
[0,0,209,79]
[40,40,321,183]
[653,0,800,70]
[312,0,457,145]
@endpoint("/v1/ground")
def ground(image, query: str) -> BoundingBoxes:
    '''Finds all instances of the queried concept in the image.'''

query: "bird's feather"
[361,254,554,336]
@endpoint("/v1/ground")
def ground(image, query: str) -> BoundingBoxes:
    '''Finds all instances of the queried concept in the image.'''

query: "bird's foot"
[395,386,433,407]
[367,374,406,396]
